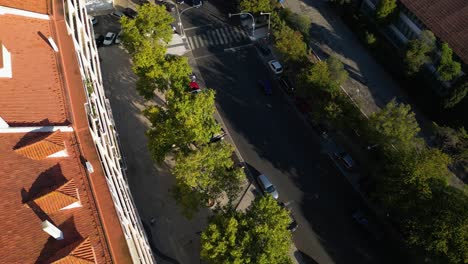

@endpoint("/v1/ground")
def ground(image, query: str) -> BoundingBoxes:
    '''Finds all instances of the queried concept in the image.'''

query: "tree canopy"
[368,100,421,149]
[375,0,397,22]
[144,89,221,162]
[273,24,307,63]
[171,141,245,217]
[239,0,272,13]
[404,30,436,75]
[201,196,293,264]
[298,57,347,98]
[437,43,462,82]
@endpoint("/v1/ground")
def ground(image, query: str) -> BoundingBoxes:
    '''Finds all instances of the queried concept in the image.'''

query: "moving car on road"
[257,174,279,200]
[268,60,283,74]
[334,151,356,171]
[103,32,116,45]
[257,79,272,95]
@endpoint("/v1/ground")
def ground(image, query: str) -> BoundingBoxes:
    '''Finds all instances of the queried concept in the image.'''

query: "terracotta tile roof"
[0,14,68,126]
[14,131,65,160]
[400,0,468,64]
[0,133,110,263]
[25,179,79,214]
[49,237,96,264]
[0,0,50,14]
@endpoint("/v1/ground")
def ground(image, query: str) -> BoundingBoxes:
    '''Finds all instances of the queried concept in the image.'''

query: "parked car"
[95,34,104,47]
[279,202,299,232]
[192,0,202,8]
[164,2,176,12]
[210,128,226,143]
[257,79,272,95]
[103,32,116,45]
[257,174,279,200]
[279,76,294,94]
[255,42,271,56]
[137,0,150,4]
[268,60,283,74]
[111,10,124,19]
[123,8,138,19]
[352,211,384,241]
[89,16,98,25]
[334,151,356,170]
[115,31,122,44]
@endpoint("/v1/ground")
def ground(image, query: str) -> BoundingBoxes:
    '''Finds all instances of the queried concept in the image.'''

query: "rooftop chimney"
[42,220,64,240]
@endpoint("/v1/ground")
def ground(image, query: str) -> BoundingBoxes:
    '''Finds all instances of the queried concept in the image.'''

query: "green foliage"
[442,80,468,109]
[144,89,221,163]
[404,30,436,75]
[273,24,307,63]
[433,124,468,164]
[368,100,421,149]
[239,0,272,13]
[120,4,174,54]
[375,0,397,22]
[121,4,192,97]
[404,186,468,263]
[365,31,376,46]
[281,9,311,38]
[201,196,293,264]
[327,55,348,88]
[437,43,462,81]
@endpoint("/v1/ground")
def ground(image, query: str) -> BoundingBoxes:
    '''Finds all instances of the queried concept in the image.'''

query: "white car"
[115,31,122,44]
[268,60,283,74]
[103,32,116,45]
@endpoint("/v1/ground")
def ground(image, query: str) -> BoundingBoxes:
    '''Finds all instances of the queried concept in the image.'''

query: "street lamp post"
[177,5,196,38]
[260,12,271,38]
[228,12,255,39]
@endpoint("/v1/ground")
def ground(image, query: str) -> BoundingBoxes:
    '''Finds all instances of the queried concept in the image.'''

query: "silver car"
[257,174,279,200]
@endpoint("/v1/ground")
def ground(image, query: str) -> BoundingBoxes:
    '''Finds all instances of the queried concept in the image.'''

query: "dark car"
[192,0,202,7]
[279,76,294,94]
[334,151,356,171]
[123,8,138,18]
[279,202,298,232]
[255,42,271,56]
[95,34,104,47]
[352,211,384,241]
[257,79,272,95]
[176,0,184,4]
[137,0,150,4]
[164,2,176,12]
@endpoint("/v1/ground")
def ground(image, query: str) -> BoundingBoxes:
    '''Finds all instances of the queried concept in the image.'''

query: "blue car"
[257,79,272,95]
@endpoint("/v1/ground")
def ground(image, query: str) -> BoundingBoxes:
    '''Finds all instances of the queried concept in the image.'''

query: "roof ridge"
[49,237,96,264]
[14,130,65,160]
[25,179,79,214]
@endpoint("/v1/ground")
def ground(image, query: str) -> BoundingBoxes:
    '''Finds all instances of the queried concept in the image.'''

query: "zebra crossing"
[187,26,250,50]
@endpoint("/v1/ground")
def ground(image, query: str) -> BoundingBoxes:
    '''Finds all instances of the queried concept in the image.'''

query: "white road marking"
[187,37,195,49]
[215,29,225,45]
[184,24,213,31]
[210,31,219,45]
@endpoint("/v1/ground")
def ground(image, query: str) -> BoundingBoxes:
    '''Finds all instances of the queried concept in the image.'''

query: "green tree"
[365,31,377,46]
[326,55,348,88]
[404,186,468,263]
[120,4,174,54]
[375,0,397,22]
[433,124,468,163]
[442,80,468,108]
[171,141,245,217]
[368,100,421,149]
[240,0,272,13]
[201,196,292,264]
[404,30,436,75]
[437,43,462,81]
[282,10,311,38]
[273,24,307,63]
[145,89,220,162]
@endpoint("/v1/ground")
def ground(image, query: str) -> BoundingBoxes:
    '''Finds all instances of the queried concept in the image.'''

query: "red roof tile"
[14,131,65,160]
[400,0,468,64]
[49,237,96,264]
[0,14,68,126]
[26,179,79,214]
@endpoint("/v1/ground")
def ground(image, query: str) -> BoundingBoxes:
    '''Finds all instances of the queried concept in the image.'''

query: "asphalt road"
[184,1,399,263]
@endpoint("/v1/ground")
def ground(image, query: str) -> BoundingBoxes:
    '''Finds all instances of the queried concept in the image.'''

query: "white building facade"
[62,0,155,263]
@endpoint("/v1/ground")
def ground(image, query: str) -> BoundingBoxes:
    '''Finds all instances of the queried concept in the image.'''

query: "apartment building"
[0,0,154,263]
[360,0,467,67]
